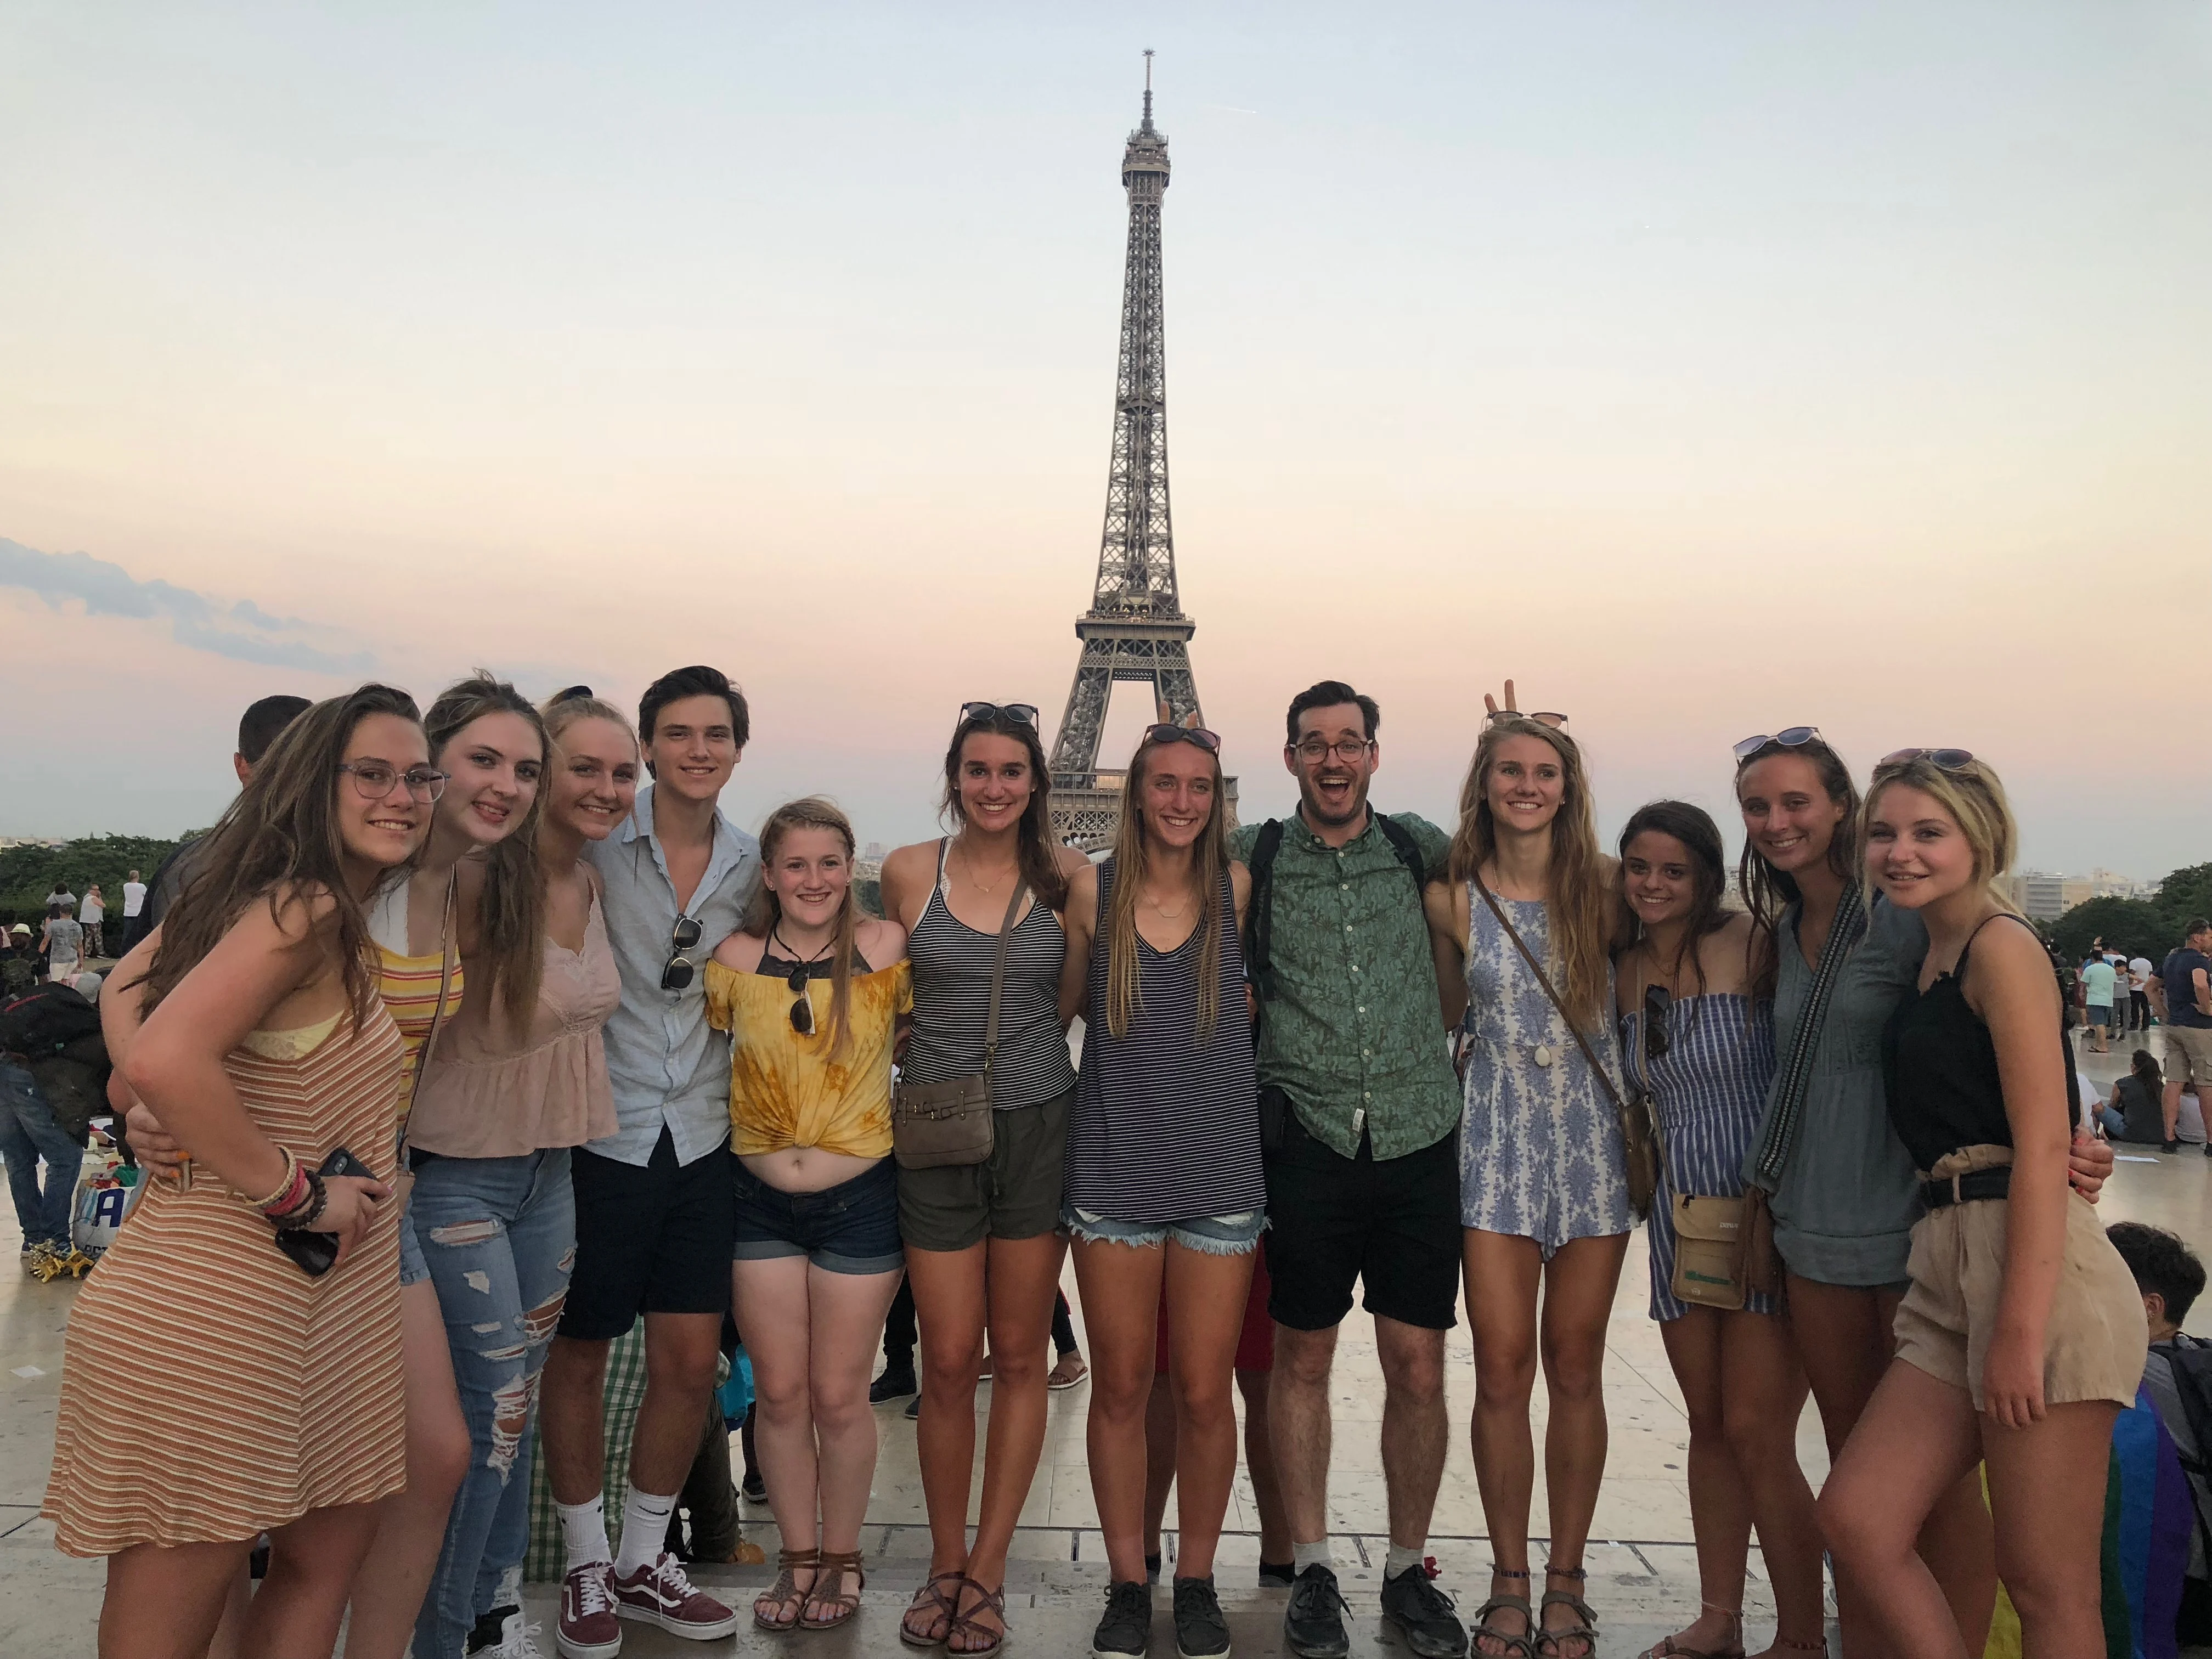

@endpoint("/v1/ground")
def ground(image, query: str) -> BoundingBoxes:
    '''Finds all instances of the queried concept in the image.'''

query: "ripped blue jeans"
[410,1147,575,1658]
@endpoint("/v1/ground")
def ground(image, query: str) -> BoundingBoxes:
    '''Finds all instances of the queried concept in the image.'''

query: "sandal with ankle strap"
[799,1548,867,1631]
[946,1576,1008,1657]
[1474,1567,1537,1659]
[1643,1602,1745,1659]
[754,1545,820,1632]
[1537,1566,1600,1659]
[900,1569,966,1648]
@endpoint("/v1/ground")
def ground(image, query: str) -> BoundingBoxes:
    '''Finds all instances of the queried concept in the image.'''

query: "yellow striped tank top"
[368,877,462,1127]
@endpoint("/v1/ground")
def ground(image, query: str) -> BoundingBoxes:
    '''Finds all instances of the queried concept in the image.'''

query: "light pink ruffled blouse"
[407,894,620,1159]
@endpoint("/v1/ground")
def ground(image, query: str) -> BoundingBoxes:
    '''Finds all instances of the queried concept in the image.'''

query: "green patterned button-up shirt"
[1229,807,1462,1161]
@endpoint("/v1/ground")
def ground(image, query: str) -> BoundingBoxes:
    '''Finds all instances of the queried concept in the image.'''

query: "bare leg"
[1718,1312,1825,1657]
[1654,1307,1753,1656]
[1374,1312,1451,1553]
[1465,1228,1544,1656]
[540,1334,611,1506]
[903,1242,989,1643]
[1143,1373,1177,1562]
[99,1536,253,1659]
[1163,1241,1259,1581]
[1986,1401,2123,1658]
[1071,1234,1170,1584]
[733,1254,821,1627]
[1237,1367,1293,1565]
[342,1279,471,1658]
[633,1312,726,1497]
[1268,1321,1340,1551]
[243,1502,384,1659]
[1535,1231,1630,1657]
[802,1262,905,1612]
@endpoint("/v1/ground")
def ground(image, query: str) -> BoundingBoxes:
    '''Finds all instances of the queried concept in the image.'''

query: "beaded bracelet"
[269,1168,329,1232]
[248,1147,303,1214]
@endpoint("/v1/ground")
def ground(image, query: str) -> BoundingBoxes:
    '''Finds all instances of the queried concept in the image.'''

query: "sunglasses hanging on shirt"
[661,915,703,992]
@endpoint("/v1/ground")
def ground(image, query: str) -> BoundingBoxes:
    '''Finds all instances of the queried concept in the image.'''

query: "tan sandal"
[1474,1567,1536,1659]
[947,1576,1007,1656]
[799,1549,867,1632]
[901,1568,966,1648]
[1643,1604,1744,1659]
[1537,1567,1599,1659]
[754,1545,820,1632]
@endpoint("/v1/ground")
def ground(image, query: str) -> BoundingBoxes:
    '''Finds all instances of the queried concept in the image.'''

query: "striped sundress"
[1621,990,1779,1321]
[43,1001,410,1553]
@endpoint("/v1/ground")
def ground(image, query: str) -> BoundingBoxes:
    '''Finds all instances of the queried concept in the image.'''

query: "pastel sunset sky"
[3,4,2207,876]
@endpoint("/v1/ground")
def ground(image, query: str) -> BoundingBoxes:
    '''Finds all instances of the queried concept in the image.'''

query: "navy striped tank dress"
[1065,857,1265,1226]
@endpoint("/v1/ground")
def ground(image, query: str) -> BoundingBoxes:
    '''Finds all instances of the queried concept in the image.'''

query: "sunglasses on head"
[959,702,1039,727]
[661,914,703,992]
[1145,723,1220,753]
[1644,984,1672,1061]
[1733,725,1822,761]
[550,684,594,705]
[1878,748,1976,771]
[1487,709,1567,729]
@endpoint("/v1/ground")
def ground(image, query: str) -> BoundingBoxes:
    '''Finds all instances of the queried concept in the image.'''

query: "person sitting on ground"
[2100,1052,2170,1146]
[2106,1222,2212,1647]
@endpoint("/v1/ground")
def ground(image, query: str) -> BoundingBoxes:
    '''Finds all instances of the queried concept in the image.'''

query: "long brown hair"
[1617,800,1731,997]
[744,798,863,1059]
[425,674,550,1028]
[1734,735,1860,969]
[939,707,1069,910]
[1103,731,1231,1039]
[1447,716,1615,1029]
[139,684,424,1024]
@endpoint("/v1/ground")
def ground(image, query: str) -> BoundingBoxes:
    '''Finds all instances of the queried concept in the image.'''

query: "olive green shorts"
[896,1086,1071,1254]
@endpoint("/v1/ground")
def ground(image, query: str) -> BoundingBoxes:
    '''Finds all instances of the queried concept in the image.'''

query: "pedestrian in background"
[79,885,104,957]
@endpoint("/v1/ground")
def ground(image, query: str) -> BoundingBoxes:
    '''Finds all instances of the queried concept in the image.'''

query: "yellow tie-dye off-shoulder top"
[703,957,911,1160]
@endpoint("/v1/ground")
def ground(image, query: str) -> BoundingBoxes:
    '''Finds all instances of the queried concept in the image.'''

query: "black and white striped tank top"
[904,839,1078,1110]
[1065,856,1265,1224]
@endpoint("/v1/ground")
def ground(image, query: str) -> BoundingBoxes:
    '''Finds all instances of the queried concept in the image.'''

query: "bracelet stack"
[253,1149,329,1232]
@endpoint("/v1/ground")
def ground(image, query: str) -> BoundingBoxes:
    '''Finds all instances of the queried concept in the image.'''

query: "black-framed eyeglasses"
[1734,725,1822,761]
[1487,709,1568,729]
[1643,984,1672,1061]
[1879,747,1976,771]
[786,965,817,1036]
[661,915,703,992]
[959,702,1039,727]
[1293,736,1372,764]
[1146,723,1221,753]
[338,761,449,803]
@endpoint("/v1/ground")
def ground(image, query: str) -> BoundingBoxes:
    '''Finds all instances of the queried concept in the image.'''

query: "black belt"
[1920,1166,2011,1209]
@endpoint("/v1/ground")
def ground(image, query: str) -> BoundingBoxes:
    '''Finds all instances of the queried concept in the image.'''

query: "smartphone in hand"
[273,1148,376,1277]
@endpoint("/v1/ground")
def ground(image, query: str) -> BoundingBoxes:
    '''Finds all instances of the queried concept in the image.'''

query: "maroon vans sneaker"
[608,1551,741,1641]
[556,1561,622,1659]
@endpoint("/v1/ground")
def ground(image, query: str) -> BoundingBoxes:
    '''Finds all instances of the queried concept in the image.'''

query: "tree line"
[2048,862,2212,964]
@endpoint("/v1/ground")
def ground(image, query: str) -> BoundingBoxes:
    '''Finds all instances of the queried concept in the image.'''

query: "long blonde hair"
[1447,716,1617,1029]
[1862,753,2021,912]
[743,798,863,1058]
[1103,732,1231,1040]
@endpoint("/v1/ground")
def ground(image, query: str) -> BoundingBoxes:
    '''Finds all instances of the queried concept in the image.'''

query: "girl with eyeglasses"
[51,687,428,1658]
[881,702,1087,1655]
[1818,752,2145,1659]
[1057,717,1258,1659]
[701,796,910,1635]
[1425,708,1632,1659]
[402,684,629,1657]
[1612,802,1822,1659]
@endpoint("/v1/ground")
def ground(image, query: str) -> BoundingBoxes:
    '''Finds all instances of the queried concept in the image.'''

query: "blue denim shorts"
[397,1180,431,1286]
[732,1156,903,1276]
[1062,1204,1267,1256]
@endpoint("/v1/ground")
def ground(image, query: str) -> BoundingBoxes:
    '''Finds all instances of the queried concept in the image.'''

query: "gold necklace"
[1143,888,1192,921]
[956,842,1019,895]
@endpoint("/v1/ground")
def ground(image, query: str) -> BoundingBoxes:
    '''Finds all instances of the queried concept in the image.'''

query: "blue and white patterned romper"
[1459,889,1633,1256]
[1621,992,1780,1321]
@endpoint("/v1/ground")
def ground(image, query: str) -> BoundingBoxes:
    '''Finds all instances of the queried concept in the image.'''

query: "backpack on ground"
[0,983,104,1061]
[2160,1337,2212,1561]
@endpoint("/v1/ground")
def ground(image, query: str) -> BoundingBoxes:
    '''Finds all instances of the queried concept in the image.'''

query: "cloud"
[0,538,374,674]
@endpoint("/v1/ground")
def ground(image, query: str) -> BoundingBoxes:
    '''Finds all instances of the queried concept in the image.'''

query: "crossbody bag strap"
[1475,881,1624,1113]
[402,871,461,1127]
[981,877,1029,1080]
[1750,881,1865,1187]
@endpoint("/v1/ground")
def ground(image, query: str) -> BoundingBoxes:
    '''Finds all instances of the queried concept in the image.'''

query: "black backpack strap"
[1374,812,1431,888]
[1246,819,1286,1001]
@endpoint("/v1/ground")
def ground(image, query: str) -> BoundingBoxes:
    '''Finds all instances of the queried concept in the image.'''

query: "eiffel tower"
[1048,54,1236,851]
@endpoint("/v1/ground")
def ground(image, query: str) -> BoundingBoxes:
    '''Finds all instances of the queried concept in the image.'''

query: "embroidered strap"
[1749,881,1866,1188]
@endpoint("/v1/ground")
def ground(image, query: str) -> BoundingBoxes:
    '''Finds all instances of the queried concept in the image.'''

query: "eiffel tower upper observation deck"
[1048,57,1237,851]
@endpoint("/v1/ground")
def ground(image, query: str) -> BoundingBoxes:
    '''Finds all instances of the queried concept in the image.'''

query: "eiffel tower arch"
[1048,55,1237,852]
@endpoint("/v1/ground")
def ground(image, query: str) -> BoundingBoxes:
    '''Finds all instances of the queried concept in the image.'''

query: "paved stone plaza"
[4,1033,2207,1657]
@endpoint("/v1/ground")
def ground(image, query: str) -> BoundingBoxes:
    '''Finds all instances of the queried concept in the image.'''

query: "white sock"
[1293,1539,1334,1575]
[613,1486,678,1577]
[558,1494,611,1572]
[1385,1543,1426,1578]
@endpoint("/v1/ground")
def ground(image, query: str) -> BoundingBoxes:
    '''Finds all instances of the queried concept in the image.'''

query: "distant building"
[2011,867,2142,921]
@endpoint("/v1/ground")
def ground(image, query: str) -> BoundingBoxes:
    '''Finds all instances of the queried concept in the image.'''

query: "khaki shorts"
[2166,1026,2212,1091]
[896,1086,1071,1253]
[1892,1145,2148,1412]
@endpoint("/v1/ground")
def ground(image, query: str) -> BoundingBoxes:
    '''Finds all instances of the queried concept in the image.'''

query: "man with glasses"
[1231,679,1469,1659]
[543,665,760,1656]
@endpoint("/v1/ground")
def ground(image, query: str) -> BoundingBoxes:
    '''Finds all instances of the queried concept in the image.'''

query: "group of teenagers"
[34,664,2152,1659]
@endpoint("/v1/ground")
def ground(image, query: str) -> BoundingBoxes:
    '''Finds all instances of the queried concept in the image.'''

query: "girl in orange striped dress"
[48,686,434,1658]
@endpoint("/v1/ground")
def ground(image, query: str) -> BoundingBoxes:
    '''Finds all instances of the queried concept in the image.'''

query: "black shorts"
[1262,1108,1460,1333]
[560,1127,735,1341]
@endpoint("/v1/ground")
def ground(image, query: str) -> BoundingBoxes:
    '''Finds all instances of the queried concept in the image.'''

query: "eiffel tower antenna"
[1048,54,1237,849]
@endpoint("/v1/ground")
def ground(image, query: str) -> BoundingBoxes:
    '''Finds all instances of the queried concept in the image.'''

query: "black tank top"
[1882,912,2078,1171]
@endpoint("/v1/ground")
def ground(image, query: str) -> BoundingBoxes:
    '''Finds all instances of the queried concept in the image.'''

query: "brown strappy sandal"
[900,1568,966,1648]
[799,1548,867,1632]
[1643,1603,1745,1659]
[1473,1568,1538,1659]
[946,1576,1008,1657]
[1537,1566,1599,1659]
[754,1545,820,1632]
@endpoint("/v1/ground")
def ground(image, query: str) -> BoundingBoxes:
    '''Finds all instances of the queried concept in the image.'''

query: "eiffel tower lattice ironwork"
[1049,55,1236,851]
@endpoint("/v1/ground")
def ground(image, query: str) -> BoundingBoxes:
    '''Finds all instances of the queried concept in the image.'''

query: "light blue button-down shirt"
[584,785,760,1169]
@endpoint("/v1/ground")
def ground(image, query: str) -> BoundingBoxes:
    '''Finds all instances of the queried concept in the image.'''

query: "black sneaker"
[2165,1139,2182,1154]
[905,1391,923,1421]
[1284,1563,1350,1658]
[870,1364,917,1403]
[740,1468,767,1504]
[1092,1579,1153,1657]
[1258,1561,1295,1588]
[466,1604,520,1654]
[1381,1562,1469,1658]
[1173,1576,1231,1658]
